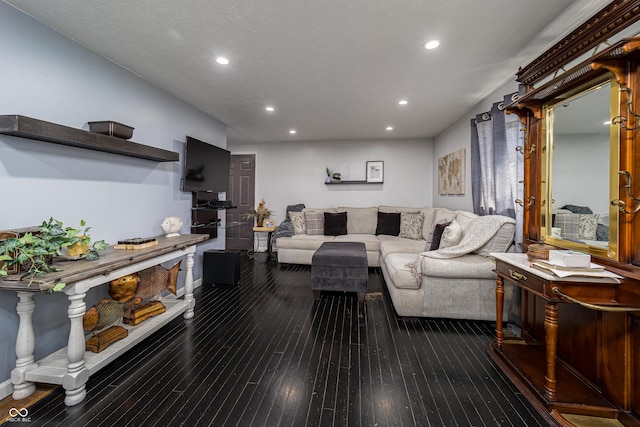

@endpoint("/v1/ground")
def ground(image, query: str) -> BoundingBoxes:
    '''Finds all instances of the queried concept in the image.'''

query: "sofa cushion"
[289,211,306,234]
[334,234,381,252]
[384,253,421,289]
[337,207,378,234]
[455,210,477,229]
[275,234,335,250]
[379,237,427,258]
[420,254,496,279]
[376,212,401,236]
[399,213,424,240]
[305,211,325,235]
[378,205,422,213]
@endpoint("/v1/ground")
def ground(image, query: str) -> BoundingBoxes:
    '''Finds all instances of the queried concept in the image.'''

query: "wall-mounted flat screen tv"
[181,136,230,193]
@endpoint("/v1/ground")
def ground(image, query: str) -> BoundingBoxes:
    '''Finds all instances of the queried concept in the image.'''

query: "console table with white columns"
[0,234,208,406]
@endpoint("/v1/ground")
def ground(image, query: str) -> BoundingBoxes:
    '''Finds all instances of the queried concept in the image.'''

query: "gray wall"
[0,3,227,389]
[229,138,434,218]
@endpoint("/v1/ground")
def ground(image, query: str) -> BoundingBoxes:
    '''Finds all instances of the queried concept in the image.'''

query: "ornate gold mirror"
[540,77,620,260]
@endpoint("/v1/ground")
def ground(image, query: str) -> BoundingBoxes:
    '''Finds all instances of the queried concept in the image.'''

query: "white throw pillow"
[439,220,463,248]
[289,211,306,234]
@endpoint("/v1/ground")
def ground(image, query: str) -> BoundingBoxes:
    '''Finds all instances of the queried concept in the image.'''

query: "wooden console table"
[488,253,640,425]
[0,234,208,406]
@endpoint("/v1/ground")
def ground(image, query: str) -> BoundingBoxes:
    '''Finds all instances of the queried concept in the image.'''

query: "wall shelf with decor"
[0,115,179,162]
[325,180,382,185]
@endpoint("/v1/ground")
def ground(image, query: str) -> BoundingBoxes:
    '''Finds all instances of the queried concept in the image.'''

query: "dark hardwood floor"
[4,252,545,426]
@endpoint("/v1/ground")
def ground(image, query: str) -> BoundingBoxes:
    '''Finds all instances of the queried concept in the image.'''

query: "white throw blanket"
[407,215,515,281]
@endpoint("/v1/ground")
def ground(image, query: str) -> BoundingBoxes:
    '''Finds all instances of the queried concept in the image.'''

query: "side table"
[249,223,277,261]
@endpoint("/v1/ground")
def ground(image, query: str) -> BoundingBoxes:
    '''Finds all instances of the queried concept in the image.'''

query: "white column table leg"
[183,251,195,319]
[11,291,37,400]
[62,292,89,406]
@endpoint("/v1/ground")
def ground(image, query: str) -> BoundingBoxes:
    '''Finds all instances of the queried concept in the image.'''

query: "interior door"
[226,154,255,250]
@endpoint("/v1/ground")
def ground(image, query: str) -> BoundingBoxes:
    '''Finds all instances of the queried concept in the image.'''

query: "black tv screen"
[181,136,231,193]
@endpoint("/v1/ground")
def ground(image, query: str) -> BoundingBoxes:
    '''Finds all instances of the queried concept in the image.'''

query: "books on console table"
[531,259,622,282]
[114,237,159,250]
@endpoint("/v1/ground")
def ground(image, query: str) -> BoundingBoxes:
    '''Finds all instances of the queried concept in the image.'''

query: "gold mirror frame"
[540,77,620,260]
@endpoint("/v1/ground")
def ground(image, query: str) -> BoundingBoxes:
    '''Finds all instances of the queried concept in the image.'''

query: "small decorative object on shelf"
[243,198,272,227]
[325,167,333,183]
[88,120,134,140]
[331,172,342,183]
[161,216,184,238]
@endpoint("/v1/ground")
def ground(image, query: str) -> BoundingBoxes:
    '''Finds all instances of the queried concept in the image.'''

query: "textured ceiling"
[4,0,604,144]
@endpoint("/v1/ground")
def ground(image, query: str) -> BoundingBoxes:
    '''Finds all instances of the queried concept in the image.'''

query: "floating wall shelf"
[325,180,382,185]
[0,115,179,162]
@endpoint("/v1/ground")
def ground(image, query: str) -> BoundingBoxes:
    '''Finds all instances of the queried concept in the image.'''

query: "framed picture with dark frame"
[366,161,384,183]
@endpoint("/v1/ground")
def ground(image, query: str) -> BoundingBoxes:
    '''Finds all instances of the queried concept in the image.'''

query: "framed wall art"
[366,161,384,183]
[438,148,465,195]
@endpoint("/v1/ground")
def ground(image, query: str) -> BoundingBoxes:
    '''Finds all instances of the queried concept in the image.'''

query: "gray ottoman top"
[312,242,367,268]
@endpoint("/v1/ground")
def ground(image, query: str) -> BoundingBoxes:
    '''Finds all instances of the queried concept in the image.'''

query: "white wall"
[0,3,227,390]
[229,138,433,221]
[432,80,520,211]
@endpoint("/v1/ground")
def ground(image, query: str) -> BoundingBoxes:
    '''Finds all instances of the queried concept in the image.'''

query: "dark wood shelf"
[325,180,382,185]
[0,115,179,162]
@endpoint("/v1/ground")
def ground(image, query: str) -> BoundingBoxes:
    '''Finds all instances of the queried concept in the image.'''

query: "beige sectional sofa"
[274,205,516,320]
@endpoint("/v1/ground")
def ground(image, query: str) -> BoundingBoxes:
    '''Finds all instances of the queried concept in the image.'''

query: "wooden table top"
[0,234,209,292]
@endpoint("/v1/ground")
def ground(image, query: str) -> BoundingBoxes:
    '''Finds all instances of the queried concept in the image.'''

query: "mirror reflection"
[543,79,619,259]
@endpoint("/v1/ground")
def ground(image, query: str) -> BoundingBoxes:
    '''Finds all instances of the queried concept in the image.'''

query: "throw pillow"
[561,204,593,214]
[578,213,599,240]
[324,212,348,236]
[285,203,305,219]
[375,212,401,236]
[289,211,306,234]
[399,212,424,240]
[305,211,325,235]
[429,222,451,250]
[439,220,463,248]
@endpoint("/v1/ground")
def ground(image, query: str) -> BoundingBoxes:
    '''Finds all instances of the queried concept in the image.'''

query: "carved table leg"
[183,251,195,319]
[495,276,505,350]
[544,302,558,401]
[11,291,37,400]
[63,292,89,406]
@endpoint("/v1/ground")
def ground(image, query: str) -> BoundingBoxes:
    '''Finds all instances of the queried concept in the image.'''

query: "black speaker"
[203,250,241,285]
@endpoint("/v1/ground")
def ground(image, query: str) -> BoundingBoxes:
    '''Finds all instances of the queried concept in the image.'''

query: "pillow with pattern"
[304,211,324,235]
[578,213,599,240]
[289,211,306,234]
[399,213,424,240]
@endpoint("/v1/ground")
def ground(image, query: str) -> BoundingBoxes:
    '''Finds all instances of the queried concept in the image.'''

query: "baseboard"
[176,278,202,298]
[0,379,12,401]
[0,277,203,402]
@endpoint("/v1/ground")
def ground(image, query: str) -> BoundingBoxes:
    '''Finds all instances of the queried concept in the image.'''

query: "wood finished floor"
[4,252,546,427]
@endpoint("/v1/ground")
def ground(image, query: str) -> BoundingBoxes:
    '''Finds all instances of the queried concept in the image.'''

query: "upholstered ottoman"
[311,242,368,301]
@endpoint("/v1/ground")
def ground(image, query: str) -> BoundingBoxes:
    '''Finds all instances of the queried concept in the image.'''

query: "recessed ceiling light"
[386,126,393,131]
[424,40,440,50]
[265,106,275,112]
[289,129,297,134]
[398,100,408,105]
[216,56,230,65]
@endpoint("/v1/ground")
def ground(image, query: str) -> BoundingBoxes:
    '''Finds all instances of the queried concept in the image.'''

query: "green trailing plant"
[326,167,332,177]
[0,218,107,292]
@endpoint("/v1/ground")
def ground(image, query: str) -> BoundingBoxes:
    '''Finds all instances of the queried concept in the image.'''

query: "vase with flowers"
[243,198,272,227]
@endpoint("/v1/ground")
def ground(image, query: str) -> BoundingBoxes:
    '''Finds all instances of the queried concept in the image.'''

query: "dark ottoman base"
[311,242,368,302]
